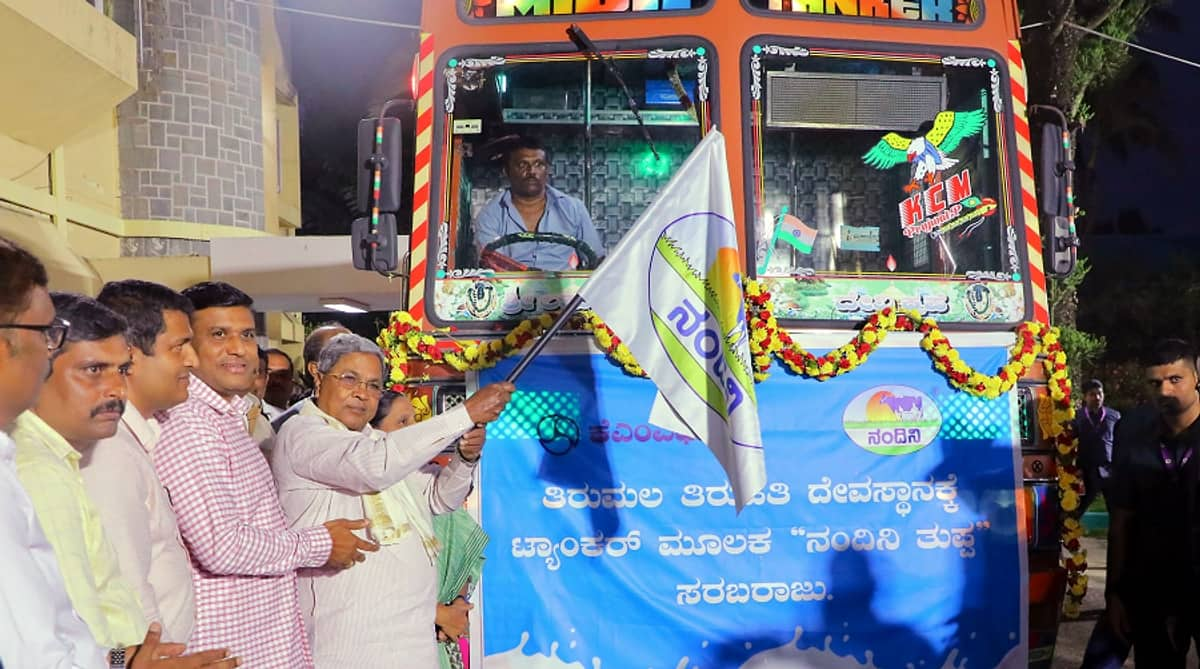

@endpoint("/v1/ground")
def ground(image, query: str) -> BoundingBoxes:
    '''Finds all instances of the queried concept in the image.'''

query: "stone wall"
[116,0,265,255]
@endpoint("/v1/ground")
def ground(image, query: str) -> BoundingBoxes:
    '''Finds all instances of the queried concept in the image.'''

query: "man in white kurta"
[271,399,477,668]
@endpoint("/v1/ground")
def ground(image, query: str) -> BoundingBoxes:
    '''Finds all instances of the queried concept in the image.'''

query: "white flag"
[577,131,765,511]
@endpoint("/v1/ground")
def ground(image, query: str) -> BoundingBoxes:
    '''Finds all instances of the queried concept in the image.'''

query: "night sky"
[1088,2,1200,236]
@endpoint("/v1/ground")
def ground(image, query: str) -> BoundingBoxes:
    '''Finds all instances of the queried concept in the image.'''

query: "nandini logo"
[843,385,942,455]
[648,212,755,422]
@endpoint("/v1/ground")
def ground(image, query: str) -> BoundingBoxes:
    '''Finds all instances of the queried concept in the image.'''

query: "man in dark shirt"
[1074,379,1121,513]
[1104,338,1200,668]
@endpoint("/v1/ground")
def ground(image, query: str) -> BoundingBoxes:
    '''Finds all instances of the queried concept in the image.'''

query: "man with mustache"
[154,282,378,668]
[10,293,147,650]
[473,135,605,271]
[244,346,277,452]
[83,280,200,644]
[1103,338,1200,668]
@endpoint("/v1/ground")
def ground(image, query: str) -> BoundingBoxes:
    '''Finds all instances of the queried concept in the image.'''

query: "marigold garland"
[376,279,1084,616]
[378,311,556,381]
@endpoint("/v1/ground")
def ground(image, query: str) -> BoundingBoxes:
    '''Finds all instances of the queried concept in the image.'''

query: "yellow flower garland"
[376,280,1085,616]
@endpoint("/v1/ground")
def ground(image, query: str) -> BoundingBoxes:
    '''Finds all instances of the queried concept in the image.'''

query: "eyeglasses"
[0,318,70,351]
[325,372,384,397]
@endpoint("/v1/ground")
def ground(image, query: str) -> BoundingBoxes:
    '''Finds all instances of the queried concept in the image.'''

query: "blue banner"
[479,346,1025,669]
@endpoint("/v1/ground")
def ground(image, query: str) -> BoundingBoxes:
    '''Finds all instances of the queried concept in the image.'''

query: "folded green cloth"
[435,509,489,669]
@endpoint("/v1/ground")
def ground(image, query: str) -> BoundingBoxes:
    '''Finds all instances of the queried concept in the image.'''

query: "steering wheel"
[481,231,600,271]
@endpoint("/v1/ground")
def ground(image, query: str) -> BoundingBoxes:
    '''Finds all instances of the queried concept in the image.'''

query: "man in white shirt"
[0,237,234,668]
[86,280,201,643]
[0,237,104,668]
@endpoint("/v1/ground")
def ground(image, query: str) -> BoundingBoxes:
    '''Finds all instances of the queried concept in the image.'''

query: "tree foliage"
[1079,252,1200,358]
[1019,0,1175,390]
[1019,0,1174,123]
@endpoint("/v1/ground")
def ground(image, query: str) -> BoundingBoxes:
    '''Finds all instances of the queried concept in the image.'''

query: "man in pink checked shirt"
[154,282,378,668]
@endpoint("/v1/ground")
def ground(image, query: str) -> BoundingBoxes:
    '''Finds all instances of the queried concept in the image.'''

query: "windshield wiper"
[566,24,660,161]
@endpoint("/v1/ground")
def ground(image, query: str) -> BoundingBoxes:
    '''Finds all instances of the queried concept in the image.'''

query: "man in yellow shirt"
[12,292,148,649]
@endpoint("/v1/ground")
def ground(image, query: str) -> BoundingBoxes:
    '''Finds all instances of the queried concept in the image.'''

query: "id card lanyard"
[1162,442,1195,475]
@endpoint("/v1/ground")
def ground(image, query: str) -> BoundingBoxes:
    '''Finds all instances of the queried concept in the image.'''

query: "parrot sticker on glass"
[862,105,999,241]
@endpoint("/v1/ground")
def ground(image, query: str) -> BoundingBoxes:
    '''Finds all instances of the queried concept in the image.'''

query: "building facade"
[0,0,304,346]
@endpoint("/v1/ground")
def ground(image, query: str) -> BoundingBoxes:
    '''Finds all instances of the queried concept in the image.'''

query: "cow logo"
[964,282,993,321]
[466,280,498,318]
[842,385,942,455]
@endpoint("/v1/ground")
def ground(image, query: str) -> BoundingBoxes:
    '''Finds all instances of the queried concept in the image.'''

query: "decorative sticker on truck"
[745,0,983,25]
[465,0,706,19]
[759,276,1024,322]
[434,274,1024,322]
[862,106,999,241]
[437,274,590,321]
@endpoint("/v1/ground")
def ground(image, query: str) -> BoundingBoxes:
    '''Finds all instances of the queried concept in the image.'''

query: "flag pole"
[755,207,786,275]
[756,227,779,276]
[504,294,585,383]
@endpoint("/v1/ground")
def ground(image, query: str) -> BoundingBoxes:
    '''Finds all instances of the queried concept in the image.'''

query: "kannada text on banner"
[479,347,1025,668]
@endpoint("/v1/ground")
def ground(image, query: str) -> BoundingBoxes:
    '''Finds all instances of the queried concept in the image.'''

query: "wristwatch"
[109,646,128,668]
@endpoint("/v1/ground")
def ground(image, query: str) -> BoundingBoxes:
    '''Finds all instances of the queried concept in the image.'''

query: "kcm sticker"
[843,385,942,455]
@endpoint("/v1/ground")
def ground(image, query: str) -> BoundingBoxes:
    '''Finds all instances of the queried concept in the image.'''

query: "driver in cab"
[474,136,605,271]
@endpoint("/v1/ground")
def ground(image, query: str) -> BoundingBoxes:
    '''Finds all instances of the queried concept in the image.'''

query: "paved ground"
[1051,536,1198,668]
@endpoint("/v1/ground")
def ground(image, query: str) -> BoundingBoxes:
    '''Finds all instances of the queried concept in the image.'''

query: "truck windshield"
[745,43,1026,323]
[751,48,1009,280]
[441,44,709,276]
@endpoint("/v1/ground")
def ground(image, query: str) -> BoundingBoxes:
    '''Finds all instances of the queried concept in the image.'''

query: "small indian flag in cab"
[777,212,817,254]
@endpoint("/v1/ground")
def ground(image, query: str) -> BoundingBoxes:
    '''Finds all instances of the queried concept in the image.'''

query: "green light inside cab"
[633,149,672,179]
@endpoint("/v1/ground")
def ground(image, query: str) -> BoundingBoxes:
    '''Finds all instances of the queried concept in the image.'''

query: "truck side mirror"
[1038,121,1071,217]
[351,213,400,273]
[1033,109,1077,276]
[356,116,403,213]
[352,101,410,274]
[1048,215,1077,276]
